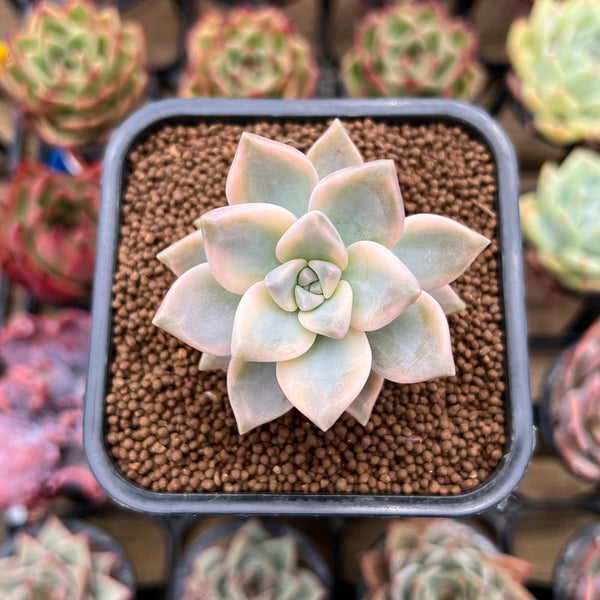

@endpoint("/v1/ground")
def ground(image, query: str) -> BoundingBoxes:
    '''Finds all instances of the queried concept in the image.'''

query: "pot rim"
[84,98,534,516]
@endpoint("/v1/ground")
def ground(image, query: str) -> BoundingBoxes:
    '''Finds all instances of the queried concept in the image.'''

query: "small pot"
[554,521,600,600]
[84,98,533,516]
[173,518,333,600]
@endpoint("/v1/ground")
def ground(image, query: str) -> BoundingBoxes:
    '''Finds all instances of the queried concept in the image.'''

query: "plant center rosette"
[153,120,490,434]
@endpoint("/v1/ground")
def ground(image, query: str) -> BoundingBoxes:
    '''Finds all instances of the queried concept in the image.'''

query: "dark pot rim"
[553,520,600,600]
[0,516,136,593]
[84,97,533,516]
[173,518,333,600]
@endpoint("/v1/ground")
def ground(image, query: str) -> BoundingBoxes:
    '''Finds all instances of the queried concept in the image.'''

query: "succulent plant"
[183,520,326,600]
[179,7,318,99]
[360,518,535,600]
[549,317,600,480]
[0,0,147,149]
[558,523,600,600]
[0,309,104,518]
[520,149,600,294]
[507,0,600,145]
[0,516,132,599]
[153,119,489,434]
[340,2,484,100]
[0,160,100,304]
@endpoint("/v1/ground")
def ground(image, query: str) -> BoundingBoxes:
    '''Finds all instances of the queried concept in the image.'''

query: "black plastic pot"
[0,517,136,594]
[554,520,600,600]
[173,518,333,600]
[84,98,533,516]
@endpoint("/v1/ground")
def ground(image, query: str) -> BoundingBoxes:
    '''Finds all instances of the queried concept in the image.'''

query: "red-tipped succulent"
[550,318,600,480]
[0,161,100,304]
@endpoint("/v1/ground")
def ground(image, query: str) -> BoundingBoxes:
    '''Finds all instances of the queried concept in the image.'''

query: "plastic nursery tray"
[84,98,534,516]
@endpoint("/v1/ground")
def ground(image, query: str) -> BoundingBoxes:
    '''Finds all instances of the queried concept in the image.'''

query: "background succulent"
[183,520,326,600]
[179,7,318,99]
[557,523,600,600]
[0,160,100,304]
[0,309,104,519]
[360,518,535,599]
[0,0,147,149]
[550,317,600,481]
[507,0,600,145]
[520,149,600,294]
[341,1,484,100]
[154,119,489,434]
[0,516,132,599]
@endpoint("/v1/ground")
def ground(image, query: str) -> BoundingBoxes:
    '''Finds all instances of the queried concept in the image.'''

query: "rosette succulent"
[558,524,600,600]
[183,520,326,600]
[154,119,489,434]
[550,318,600,480]
[179,7,318,99]
[340,2,484,100]
[0,160,100,304]
[360,519,535,600]
[0,516,132,599]
[507,0,600,145]
[520,149,600,294]
[0,0,147,149]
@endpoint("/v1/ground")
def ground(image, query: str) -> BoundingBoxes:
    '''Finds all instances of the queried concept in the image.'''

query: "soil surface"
[106,118,505,495]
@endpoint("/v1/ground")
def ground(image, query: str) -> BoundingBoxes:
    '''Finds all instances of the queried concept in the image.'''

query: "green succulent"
[341,1,484,100]
[520,149,600,294]
[0,0,147,149]
[153,119,489,434]
[179,7,318,99]
[507,0,600,145]
[183,520,326,600]
[0,516,132,599]
[360,519,535,600]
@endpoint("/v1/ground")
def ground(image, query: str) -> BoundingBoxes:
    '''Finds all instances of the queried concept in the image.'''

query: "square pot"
[84,98,533,516]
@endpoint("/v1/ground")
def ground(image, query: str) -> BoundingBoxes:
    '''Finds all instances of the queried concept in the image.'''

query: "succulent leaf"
[153,263,240,356]
[508,0,600,144]
[198,353,231,372]
[157,230,206,276]
[346,371,384,426]
[306,118,363,180]
[308,260,342,299]
[231,282,316,362]
[264,259,307,312]
[344,240,421,332]
[368,291,455,384]
[276,328,371,431]
[308,160,404,248]
[276,211,348,269]
[227,359,292,434]
[201,203,296,295]
[298,280,353,339]
[179,7,318,100]
[391,213,490,290]
[226,132,318,218]
[341,2,484,101]
[0,0,147,148]
[429,284,467,315]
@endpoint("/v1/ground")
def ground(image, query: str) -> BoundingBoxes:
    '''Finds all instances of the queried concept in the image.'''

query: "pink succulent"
[154,120,489,434]
[0,161,100,304]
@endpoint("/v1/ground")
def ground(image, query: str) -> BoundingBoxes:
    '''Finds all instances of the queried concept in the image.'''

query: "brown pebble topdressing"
[106,118,506,496]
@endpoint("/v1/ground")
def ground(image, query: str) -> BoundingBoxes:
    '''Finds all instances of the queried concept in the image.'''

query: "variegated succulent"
[0,0,147,149]
[154,119,489,434]
[179,7,318,99]
[520,149,600,294]
[360,519,535,600]
[183,520,326,600]
[341,2,484,100]
[0,160,100,304]
[507,0,600,145]
[550,318,600,481]
[0,516,132,599]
